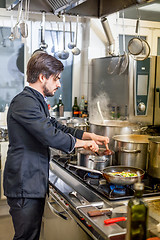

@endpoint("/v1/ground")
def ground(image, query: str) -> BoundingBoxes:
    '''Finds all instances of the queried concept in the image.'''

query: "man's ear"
[39,74,46,84]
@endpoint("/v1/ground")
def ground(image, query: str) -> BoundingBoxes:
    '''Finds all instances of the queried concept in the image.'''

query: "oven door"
[42,187,92,240]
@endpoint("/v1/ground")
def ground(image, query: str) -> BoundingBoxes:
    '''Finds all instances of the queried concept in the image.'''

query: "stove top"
[51,155,160,201]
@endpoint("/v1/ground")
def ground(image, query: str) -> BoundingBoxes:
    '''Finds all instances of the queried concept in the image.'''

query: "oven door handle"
[47,201,68,220]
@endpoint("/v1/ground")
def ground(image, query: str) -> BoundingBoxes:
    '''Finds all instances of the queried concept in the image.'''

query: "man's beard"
[43,84,54,97]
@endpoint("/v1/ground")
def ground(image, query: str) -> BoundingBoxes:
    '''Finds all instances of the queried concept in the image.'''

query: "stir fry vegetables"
[108,171,138,177]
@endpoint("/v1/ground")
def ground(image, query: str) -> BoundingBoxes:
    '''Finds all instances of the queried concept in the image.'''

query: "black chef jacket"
[3,87,84,198]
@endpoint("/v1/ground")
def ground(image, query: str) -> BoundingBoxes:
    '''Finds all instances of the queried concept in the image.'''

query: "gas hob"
[51,155,160,201]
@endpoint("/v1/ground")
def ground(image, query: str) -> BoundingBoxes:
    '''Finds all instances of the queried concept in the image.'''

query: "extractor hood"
[6,0,152,18]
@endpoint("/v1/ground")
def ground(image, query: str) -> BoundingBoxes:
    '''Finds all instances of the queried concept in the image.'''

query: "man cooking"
[3,52,109,240]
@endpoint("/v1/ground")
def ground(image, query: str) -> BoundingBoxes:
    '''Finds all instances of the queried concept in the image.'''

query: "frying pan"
[67,164,145,185]
[102,166,145,185]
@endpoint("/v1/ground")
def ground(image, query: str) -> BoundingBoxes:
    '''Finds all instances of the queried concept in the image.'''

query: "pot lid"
[148,137,160,143]
[90,120,138,127]
[113,134,151,143]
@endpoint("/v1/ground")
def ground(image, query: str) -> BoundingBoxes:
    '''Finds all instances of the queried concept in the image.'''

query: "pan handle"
[120,148,141,153]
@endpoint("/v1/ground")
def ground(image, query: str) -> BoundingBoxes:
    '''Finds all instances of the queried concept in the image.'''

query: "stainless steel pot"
[89,120,139,150]
[113,134,151,170]
[147,137,160,179]
[58,117,89,132]
[77,148,113,171]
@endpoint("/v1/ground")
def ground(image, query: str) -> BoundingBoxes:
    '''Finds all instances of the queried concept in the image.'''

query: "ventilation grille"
[47,0,78,12]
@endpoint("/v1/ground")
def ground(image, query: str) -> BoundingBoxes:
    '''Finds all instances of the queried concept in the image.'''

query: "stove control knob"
[138,102,146,112]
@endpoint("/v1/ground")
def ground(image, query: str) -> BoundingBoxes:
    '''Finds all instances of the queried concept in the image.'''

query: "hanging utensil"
[54,23,61,58]
[9,15,14,41]
[0,27,6,47]
[72,15,81,56]
[68,20,76,49]
[58,15,69,60]
[20,0,30,38]
[119,11,129,75]
[106,15,121,75]
[133,38,151,61]
[50,22,55,53]
[39,11,48,50]
[128,8,144,56]
[128,27,143,56]
[32,12,48,54]
[13,0,23,39]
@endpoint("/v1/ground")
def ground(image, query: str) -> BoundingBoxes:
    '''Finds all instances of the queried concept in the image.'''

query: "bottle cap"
[133,170,144,190]
[134,182,144,191]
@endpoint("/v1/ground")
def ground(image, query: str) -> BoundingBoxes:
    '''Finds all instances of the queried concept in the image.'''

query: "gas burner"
[87,172,101,179]
[84,173,102,186]
[109,184,127,196]
[96,183,135,199]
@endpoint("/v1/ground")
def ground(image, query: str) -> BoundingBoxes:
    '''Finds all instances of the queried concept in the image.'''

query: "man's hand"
[75,139,99,153]
[90,133,109,150]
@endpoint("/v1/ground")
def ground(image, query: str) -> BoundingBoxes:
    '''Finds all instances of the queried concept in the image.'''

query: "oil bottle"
[58,94,64,117]
[72,97,79,117]
[126,178,148,240]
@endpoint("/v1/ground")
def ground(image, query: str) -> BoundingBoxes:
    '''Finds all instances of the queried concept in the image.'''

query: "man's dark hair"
[27,52,64,83]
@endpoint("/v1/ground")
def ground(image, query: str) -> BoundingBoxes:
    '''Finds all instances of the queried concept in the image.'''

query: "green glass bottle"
[126,181,148,240]
[79,95,85,117]
[58,94,64,117]
[72,97,79,117]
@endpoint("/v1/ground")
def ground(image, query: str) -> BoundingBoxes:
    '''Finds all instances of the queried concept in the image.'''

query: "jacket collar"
[24,86,50,117]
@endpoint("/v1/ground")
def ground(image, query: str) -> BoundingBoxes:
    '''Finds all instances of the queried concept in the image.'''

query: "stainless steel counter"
[49,160,160,240]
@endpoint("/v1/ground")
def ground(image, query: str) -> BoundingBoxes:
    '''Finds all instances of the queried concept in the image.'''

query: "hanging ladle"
[20,0,30,38]
[13,0,22,39]
[72,15,81,56]
[39,11,48,50]
[54,23,61,58]
[9,15,14,41]
[58,15,69,60]
[32,11,48,54]
[68,20,76,49]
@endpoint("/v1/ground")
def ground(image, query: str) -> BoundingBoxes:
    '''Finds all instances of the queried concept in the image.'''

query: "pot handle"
[120,148,141,153]
[88,156,110,162]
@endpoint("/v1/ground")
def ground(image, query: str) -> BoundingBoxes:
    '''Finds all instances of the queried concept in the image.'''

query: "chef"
[3,52,109,240]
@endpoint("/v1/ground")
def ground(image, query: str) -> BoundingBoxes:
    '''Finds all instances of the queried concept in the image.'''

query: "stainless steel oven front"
[42,186,93,240]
